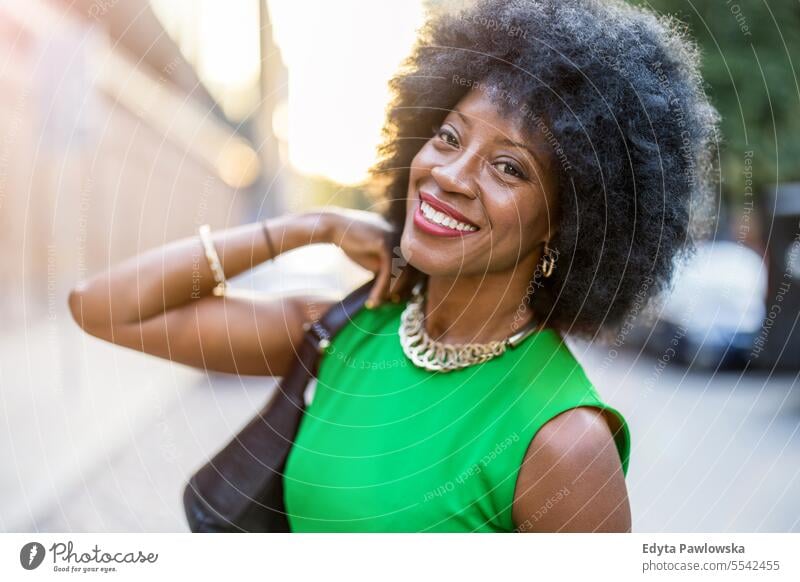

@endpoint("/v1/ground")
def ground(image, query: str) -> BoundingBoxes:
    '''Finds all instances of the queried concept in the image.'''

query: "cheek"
[410,142,438,178]
[405,150,427,207]
[490,198,538,230]
[486,195,547,248]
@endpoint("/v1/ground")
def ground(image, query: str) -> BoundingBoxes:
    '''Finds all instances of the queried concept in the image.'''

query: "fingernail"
[365,299,375,309]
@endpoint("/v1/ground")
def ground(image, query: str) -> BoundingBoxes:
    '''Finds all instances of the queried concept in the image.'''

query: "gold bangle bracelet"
[198,224,228,297]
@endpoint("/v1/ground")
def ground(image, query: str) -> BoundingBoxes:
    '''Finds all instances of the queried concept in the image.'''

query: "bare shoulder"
[511,406,631,532]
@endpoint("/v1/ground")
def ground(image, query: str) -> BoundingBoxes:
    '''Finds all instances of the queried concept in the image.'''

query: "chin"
[400,232,473,278]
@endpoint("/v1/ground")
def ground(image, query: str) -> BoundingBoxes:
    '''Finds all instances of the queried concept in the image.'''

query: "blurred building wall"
[0,1,245,328]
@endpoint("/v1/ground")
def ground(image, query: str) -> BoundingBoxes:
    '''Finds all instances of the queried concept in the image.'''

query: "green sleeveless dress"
[283,300,630,532]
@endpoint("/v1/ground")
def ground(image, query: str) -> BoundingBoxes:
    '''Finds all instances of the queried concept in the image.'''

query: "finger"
[360,255,381,274]
[368,248,392,309]
[383,229,408,302]
[388,262,409,301]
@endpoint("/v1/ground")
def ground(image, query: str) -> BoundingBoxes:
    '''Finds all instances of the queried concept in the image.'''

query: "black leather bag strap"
[291,276,376,402]
[183,278,374,532]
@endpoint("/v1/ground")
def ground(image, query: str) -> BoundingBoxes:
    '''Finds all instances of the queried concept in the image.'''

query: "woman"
[69,0,718,532]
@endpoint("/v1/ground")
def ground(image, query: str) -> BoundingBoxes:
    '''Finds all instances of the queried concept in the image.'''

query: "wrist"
[301,209,337,245]
[268,210,333,253]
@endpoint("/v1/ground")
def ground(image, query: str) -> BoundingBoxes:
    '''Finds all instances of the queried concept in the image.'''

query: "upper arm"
[511,406,631,532]
[71,288,340,377]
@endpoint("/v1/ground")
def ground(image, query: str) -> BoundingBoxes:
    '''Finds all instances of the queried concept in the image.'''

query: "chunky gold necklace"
[398,281,542,373]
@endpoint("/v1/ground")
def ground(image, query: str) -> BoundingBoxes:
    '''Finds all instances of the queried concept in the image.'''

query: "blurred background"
[0,0,798,533]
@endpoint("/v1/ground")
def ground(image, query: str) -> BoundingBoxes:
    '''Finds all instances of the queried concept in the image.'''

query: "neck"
[422,256,539,345]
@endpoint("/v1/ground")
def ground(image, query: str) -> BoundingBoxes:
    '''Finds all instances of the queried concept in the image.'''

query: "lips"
[412,192,481,238]
[419,192,479,229]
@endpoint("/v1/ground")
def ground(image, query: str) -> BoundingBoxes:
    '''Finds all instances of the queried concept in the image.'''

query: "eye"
[435,126,460,147]
[495,161,527,179]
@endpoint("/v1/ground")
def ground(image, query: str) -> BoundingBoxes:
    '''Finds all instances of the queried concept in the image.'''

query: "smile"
[413,192,480,238]
[419,200,478,231]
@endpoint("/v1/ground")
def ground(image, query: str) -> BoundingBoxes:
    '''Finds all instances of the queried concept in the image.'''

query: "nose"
[430,149,481,199]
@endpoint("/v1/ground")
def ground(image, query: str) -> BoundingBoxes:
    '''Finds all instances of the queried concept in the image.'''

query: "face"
[401,88,559,279]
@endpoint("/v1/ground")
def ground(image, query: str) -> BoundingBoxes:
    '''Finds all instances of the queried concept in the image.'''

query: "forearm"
[68,211,332,328]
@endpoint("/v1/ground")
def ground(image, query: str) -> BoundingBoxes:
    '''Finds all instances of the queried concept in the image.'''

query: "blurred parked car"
[630,241,767,370]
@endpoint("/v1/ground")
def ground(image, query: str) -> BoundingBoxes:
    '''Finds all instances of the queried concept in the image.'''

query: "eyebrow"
[452,108,473,128]
[498,138,547,171]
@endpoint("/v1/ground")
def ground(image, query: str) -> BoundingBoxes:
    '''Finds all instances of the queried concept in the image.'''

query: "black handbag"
[182,278,374,532]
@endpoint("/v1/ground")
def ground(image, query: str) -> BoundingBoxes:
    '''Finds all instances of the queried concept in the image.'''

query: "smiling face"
[401,88,559,279]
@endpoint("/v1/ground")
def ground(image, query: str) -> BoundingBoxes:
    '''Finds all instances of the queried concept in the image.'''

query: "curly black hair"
[371,0,720,340]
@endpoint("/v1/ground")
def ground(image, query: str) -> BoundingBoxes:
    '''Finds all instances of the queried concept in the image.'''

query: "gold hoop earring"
[540,243,557,278]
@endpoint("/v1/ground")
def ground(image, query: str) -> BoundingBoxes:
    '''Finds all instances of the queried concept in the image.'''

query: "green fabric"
[283,301,631,532]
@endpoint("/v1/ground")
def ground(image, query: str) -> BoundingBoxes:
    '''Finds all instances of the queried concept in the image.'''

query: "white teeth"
[420,201,477,232]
